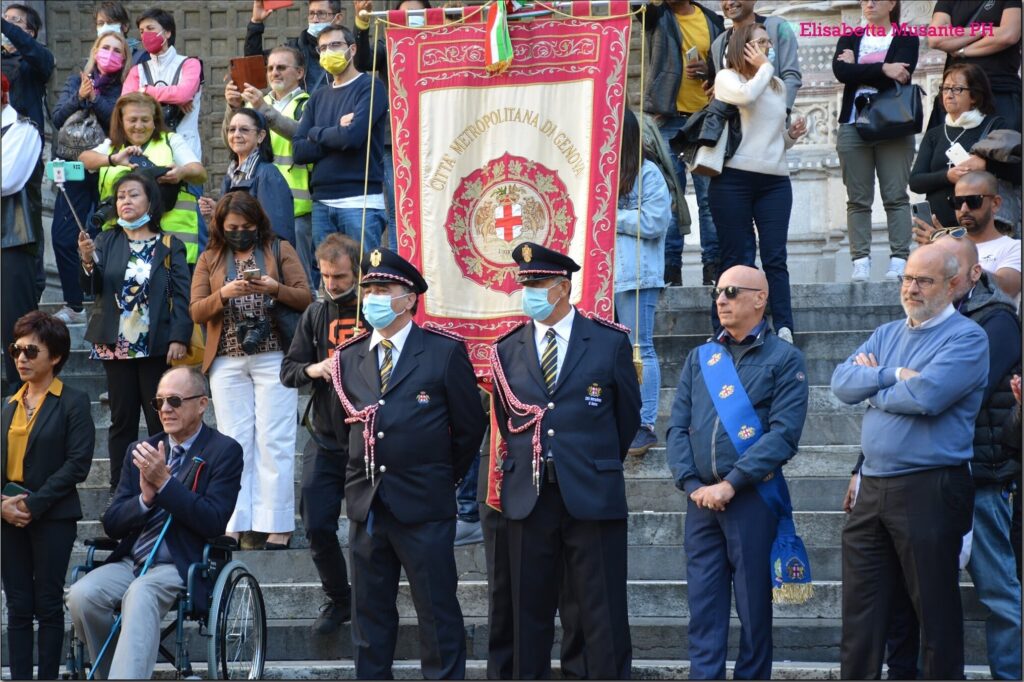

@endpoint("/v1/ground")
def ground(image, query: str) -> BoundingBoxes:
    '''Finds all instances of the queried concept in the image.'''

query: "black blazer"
[833,33,920,124]
[80,227,192,356]
[337,323,487,525]
[102,424,243,609]
[493,312,642,522]
[1,383,94,521]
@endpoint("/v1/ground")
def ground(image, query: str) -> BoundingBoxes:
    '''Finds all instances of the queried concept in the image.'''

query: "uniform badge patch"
[719,384,734,399]
[738,425,756,440]
[707,352,722,366]
[370,249,382,267]
[786,557,807,581]
[416,391,430,405]
[522,244,533,262]
[584,383,603,407]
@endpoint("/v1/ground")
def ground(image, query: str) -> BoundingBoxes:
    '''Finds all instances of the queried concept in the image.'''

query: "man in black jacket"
[280,233,362,635]
[245,0,345,94]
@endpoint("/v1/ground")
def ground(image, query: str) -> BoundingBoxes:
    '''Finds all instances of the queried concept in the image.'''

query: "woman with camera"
[79,91,207,266]
[198,108,295,246]
[190,191,310,549]
[2,311,94,681]
[50,30,130,326]
[77,172,192,493]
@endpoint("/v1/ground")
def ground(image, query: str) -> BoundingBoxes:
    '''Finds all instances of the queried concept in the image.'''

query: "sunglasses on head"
[950,194,995,210]
[150,394,204,411]
[8,343,40,360]
[929,226,968,242]
[711,285,763,300]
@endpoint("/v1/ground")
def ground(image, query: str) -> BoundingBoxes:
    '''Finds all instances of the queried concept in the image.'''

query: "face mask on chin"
[324,284,356,303]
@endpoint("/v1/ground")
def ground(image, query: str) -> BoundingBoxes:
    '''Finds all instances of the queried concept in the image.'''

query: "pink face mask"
[95,49,124,74]
[141,30,164,54]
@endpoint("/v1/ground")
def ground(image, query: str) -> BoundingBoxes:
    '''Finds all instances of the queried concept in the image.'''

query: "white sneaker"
[885,257,906,281]
[777,327,794,344]
[851,257,871,282]
[54,306,87,325]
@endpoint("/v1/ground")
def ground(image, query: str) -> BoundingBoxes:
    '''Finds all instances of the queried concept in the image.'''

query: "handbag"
[55,109,105,161]
[268,239,301,349]
[162,235,205,367]
[686,129,728,177]
[854,82,924,142]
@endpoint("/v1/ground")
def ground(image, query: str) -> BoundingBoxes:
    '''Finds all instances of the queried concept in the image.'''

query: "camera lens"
[90,200,118,229]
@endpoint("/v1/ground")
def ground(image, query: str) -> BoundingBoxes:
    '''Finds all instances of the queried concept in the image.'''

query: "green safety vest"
[262,92,312,217]
[98,133,200,264]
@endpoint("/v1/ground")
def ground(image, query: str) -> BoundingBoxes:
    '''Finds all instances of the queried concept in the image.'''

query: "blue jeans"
[614,288,660,426]
[708,167,794,332]
[966,483,1022,680]
[656,114,718,265]
[382,147,398,250]
[456,452,480,523]
[311,202,387,254]
[51,174,97,308]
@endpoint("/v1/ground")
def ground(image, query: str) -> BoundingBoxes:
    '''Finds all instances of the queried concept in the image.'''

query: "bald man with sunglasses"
[666,265,809,679]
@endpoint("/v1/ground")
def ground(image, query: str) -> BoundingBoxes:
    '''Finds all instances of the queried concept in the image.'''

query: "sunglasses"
[711,285,763,300]
[950,194,995,210]
[150,394,204,411]
[929,225,968,242]
[8,343,40,360]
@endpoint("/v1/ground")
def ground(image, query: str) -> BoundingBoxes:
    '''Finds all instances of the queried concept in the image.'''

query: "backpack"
[141,57,203,132]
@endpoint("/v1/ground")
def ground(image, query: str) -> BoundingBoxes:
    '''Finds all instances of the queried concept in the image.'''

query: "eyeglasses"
[266,64,295,72]
[898,274,951,289]
[4,14,26,25]
[308,10,336,20]
[940,86,970,96]
[711,285,763,300]
[150,394,204,411]
[316,41,348,54]
[950,194,995,210]
[227,126,258,135]
[748,38,772,47]
[929,225,968,242]
[8,343,40,360]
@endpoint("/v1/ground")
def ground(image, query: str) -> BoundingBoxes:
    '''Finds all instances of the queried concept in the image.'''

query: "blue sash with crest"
[697,342,813,604]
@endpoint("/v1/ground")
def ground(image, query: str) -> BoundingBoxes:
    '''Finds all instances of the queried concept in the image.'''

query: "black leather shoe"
[312,600,352,634]
[702,261,721,286]
[664,264,682,287]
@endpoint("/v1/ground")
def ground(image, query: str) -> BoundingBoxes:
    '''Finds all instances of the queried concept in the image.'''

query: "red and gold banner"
[386,2,633,377]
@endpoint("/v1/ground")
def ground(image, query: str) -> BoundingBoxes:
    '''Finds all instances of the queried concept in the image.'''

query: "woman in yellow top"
[1,312,95,680]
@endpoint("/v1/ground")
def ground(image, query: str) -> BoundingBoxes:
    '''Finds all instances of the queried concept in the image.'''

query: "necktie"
[380,339,394,392]
[132,445,185,574]
[541,329,558,393]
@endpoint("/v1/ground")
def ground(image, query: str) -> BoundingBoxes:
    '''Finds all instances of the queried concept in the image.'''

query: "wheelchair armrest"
[85,537,119,551]
[208,535,239,552]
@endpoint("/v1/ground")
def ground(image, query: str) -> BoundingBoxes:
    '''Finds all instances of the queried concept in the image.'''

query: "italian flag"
[485,0,523,73]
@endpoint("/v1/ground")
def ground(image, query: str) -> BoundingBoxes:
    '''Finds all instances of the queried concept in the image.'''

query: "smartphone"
[685,46,699,63]
[45,160,86,183]
[912,201,932,223]
[2,481,33,497]
[242,268,262,281]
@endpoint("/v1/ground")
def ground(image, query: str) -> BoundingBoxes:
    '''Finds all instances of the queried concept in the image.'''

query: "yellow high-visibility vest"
[262,92,312,217]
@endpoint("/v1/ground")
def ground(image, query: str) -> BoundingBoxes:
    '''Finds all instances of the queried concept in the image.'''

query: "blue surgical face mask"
[766,47,776,63]
[307,22,331,38]
[521,281,562,321]
[363,292,410,330]
[408,14,426,27]
[117,214,150,230]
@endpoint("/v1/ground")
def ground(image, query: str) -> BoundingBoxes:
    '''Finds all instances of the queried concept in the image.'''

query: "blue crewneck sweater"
[831,310,989,477]
[292,72,387,201]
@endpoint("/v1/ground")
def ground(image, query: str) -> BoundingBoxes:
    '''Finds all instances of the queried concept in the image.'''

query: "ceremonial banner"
[385,2,632,376]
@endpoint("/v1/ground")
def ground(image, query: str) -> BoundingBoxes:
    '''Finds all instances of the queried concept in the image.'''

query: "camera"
[236,314,271,355]
[90,162,176,229]
[90,198,119,229]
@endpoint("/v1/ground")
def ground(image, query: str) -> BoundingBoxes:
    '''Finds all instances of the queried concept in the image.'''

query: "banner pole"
[362,0,647,21]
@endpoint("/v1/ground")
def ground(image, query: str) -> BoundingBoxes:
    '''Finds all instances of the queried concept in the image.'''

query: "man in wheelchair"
[67,367,244,679]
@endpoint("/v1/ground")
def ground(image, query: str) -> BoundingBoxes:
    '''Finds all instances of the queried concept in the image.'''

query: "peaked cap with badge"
[511,242,581,283]
[360,247,428,294]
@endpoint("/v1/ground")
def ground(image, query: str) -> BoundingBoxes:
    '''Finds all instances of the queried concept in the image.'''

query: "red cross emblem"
[494,201,523,242]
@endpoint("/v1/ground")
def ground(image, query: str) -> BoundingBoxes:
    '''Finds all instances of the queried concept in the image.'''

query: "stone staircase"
[1,283,995,679]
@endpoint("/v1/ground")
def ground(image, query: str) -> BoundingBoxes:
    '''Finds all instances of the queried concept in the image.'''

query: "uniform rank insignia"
[585,383,603,407]
[416,391,430,405]
[521,244,532,262]
[738,425,756,440]
[719,384,734,399]
[370,249,382,266]
[707,352,722,366]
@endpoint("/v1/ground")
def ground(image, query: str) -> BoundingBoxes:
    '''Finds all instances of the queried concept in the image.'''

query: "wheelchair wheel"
[206,565,266,679]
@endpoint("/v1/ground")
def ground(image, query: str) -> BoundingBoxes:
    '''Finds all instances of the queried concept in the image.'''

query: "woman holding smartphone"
[2,312,94,680]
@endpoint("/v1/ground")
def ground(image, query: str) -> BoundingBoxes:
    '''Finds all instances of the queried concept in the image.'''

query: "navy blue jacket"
[1,18,54,132]
[102,424,243,611]
[493,312,642,521]
[221,159,296,245]
[667,326,808,494]
[52,70,123,135]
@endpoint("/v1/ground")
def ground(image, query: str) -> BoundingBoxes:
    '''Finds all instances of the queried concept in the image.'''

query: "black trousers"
[1,247,39,396]
[103,357,167,488]
[506,481,630,680]
[1,518,78,680]
[841,465,974,680]
[299,440,351,606]
[349,501,466,679]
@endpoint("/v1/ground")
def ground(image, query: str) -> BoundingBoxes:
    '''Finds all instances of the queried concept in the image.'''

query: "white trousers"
[209,351,297,533]
[67,558,184,680]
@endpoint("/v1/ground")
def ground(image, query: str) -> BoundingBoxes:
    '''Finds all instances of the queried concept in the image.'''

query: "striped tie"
[380,339,394,392]
[541,329,558,393]
[132,445,185,574]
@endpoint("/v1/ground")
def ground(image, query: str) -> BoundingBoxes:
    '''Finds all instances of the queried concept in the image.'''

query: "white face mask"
[96,23,122,37]
[408,15,426,28]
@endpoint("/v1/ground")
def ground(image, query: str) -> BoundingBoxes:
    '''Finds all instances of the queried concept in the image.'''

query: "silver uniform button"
[379,465,387,473]
[547,402,555,409]
[547,428,555,437]
[377,431,385,439]
[378,399,385,406]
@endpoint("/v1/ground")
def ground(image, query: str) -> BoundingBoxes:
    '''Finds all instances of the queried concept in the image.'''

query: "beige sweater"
[714,62,796,177]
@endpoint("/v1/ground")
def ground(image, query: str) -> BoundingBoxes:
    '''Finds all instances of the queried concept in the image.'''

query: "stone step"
[0,619,992,670]
[658,281,902,311]
[654,304,904,337]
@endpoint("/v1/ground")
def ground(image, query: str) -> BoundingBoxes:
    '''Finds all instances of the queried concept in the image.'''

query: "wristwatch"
[957,47,966,58]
